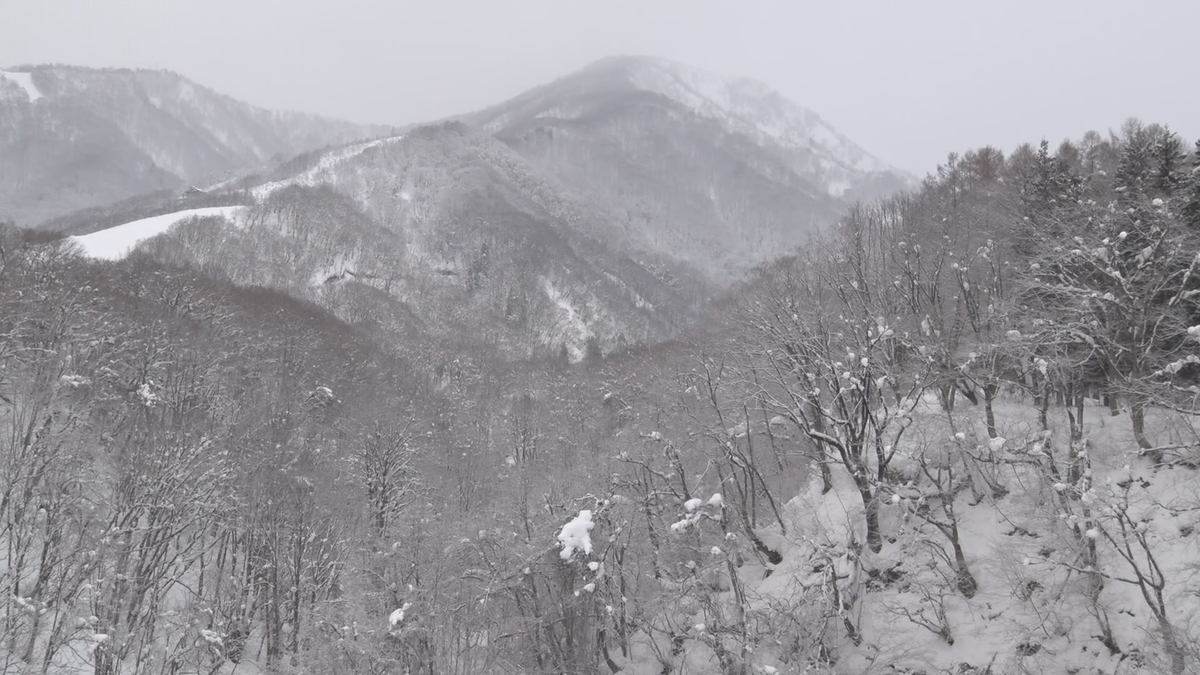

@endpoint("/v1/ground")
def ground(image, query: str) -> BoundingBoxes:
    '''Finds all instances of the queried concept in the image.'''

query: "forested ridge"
[3,118,1200,675]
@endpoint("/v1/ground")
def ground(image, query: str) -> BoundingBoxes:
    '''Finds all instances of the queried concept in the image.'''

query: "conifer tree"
[1152,127,1186,196]
[1182,140,1200,229]
[1114,123,1157,223]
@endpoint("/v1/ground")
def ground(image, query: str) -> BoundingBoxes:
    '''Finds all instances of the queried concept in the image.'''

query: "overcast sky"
[2,0,1196,173]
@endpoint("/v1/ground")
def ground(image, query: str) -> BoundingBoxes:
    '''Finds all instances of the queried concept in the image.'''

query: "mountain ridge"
[123,122,708,367]
[0,63,389,225]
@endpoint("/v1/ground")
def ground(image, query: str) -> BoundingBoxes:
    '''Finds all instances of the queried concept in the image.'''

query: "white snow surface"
[0,70,43,102]
[541,277,593,363]
[557,509,595,561]
[388,603,412,627]
[69,206,245,260]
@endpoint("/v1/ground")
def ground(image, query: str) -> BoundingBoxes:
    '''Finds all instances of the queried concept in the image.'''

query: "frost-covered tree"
[1021,169,1200,458]
[737,206,937,553]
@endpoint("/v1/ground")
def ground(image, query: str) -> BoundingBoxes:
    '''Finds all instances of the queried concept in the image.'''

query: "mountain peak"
[462,56,911,283]
[475,55,903,185]
[600,56,897,176]
[580,54,767,93]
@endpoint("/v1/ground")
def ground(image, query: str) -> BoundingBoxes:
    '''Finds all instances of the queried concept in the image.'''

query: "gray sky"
[2,0,1196,174]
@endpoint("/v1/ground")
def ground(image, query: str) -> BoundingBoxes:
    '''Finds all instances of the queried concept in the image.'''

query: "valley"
[2,51,1199,675]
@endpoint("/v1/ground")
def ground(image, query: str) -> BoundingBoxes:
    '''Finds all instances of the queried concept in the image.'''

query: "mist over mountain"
[83,57,913,362]
[0,64,386,225]
[466,56,913,281]
[41,56,915,363]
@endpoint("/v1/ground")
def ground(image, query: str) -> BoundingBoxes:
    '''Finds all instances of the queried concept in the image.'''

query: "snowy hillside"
[131,124,704,366]
[68,205,245,260]
[745,399,1200,675]
[568,392,1200,675]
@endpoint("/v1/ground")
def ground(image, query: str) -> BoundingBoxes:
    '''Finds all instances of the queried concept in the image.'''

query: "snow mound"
[388,602,412,627]
[557,509,595,561]
[68,206,245,260]
[0,70,43,102]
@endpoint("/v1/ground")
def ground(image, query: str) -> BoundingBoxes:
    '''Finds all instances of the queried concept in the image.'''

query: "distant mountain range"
[6,56,913,362]
[0,65,387,225]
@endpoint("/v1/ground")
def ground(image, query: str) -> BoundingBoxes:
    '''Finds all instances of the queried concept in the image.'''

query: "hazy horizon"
[2,0,1197,174]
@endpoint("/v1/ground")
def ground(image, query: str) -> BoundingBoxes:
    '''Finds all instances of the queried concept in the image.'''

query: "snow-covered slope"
[0,70,43,102]
[464,56,912,282]
[592,384,1200,675]
[134,124,704,366]
[69,205,245,260]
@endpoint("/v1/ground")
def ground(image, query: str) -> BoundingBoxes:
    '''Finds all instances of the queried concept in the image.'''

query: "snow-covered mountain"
[109,123,706,367]
[464,56,913,282]
[0,65,387,225]
[29,56,912,361]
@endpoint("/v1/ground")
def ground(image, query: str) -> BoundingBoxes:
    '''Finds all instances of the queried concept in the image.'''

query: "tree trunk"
[266,561,281,666]
[817,456,833,494]
[950,529,978,598]
[855,477,882,553]
[984,382,998,439]
[939,381,957,413]
[1036,387,1050,432]
[1130,398,1158,462]
[1159,617,1186,675]
[93,642,115,675]
[1105,392,1120,417]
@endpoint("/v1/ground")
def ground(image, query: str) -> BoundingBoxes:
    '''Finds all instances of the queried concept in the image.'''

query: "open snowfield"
[0,70,43,102]
[68,206,245,260]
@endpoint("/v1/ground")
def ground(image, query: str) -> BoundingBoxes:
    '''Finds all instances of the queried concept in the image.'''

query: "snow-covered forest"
[3,117,1200,675]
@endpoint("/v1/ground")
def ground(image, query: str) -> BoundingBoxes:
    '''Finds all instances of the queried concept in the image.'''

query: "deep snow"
[68,206,245,260]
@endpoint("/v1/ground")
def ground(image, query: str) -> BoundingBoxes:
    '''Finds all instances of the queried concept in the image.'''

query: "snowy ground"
[762,400,1200,674]
[608,397,1200,674]
[68,206,245,260]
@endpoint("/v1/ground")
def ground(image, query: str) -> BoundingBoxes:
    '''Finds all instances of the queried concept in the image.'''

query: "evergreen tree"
[1052,146,1084,203]
[1022,139,1082,229]
[1115,123,1155,212]
[1030,139,1056,206]
[1183,139,1200,229]
[1152,127,1186,196]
